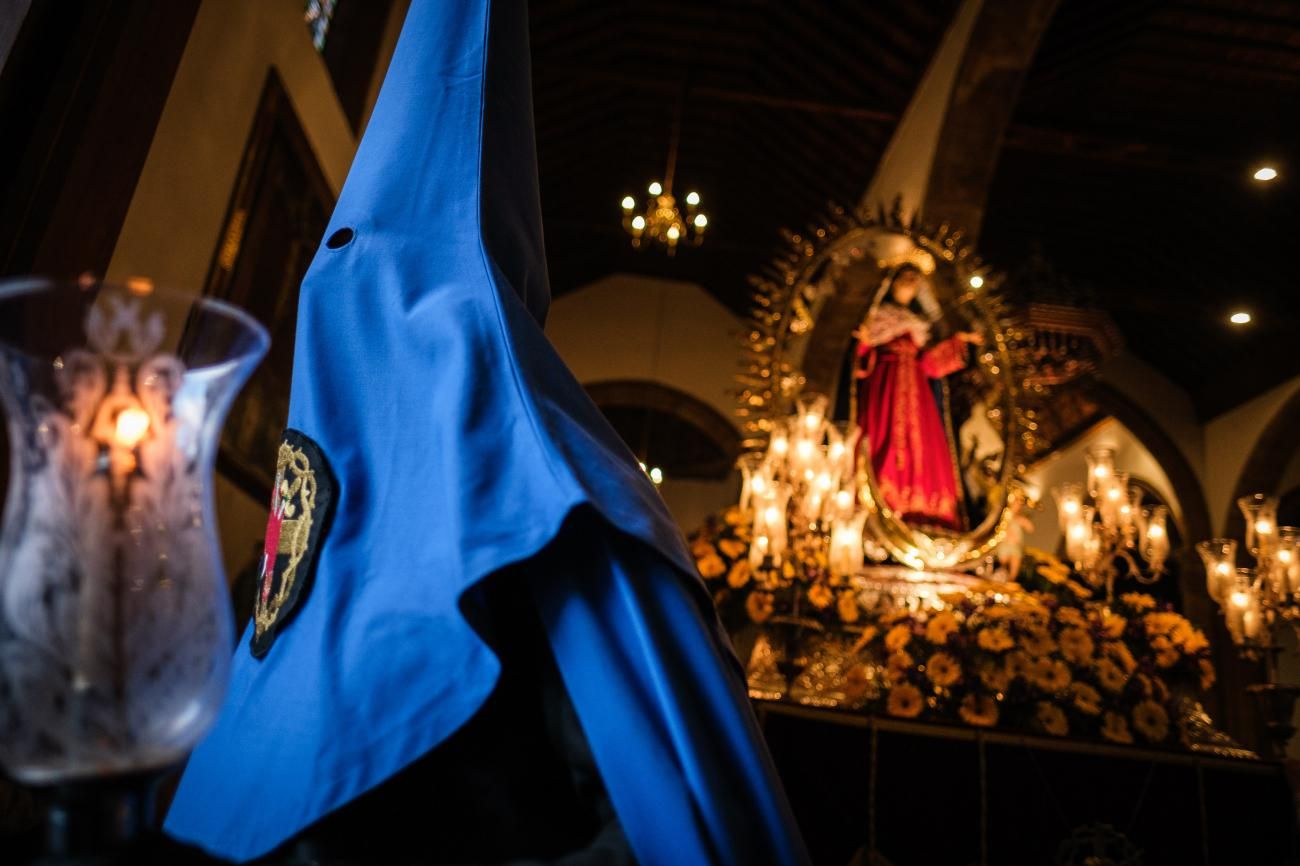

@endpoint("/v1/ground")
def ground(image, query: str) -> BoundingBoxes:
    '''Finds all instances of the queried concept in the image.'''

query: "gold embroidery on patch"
[253,440,317,642]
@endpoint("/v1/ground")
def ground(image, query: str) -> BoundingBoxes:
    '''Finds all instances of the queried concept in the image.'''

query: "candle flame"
[114,408,151,448]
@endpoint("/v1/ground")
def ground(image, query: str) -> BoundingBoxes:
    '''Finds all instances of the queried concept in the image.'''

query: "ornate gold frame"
[738,203,1045,570]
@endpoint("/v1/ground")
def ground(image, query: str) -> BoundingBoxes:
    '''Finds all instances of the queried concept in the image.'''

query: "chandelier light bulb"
[1231,590,1249,608]
[686,191,700,206]
[968,275,984,289]
[631,215,646,231]
[1253,166,1278,182]
[648,181,663,195]
[649,466,663,485]
[694,214,707,228]
[621,195,636,210]
[666,225,680,241]
[1229,311,1251,325]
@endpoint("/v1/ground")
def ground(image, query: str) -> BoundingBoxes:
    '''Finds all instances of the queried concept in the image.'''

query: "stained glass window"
[304,0,338,52]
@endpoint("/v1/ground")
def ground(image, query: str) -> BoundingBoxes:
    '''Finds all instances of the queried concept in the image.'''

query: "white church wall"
[547,274,744,530]
[546,274,744,428]
[1098,352,1204,481]
[103,0,403,580]
[1022,417,1182,556]
[1204,376,1300,534]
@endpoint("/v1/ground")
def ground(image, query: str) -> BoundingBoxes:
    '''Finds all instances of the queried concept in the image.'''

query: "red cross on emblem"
[261,478,286,604]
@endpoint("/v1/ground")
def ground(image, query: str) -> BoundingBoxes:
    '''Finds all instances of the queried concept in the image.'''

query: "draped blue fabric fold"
[164,1,809,863]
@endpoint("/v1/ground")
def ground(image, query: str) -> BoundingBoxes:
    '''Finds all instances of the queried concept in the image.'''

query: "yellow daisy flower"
[727,559,751,589]
[718,537,746,560]
[746,592,774,624]
[1055,607,1087,628]
[1036,702,1068,736]
[1103,641,1137,674]
[1059,627,1095,665]
[1032,657,1072,692]
[1022,628,1057,657]
[977,626,1015,653]
[807,581,833,609]
[1132,699,1170,743]
[690,537,714,558]
[978,662,1011,693]
[696,552,726,579]
[1144,612,1182,637]
[1153,641,1180,670]
[925,610,960,645]
[1101,711,1133,744]
[1095,610,1127,639]
[1094,657,1129,693]
[886,650,915,684]
[843,663,872,703]
[1013,603,1051,631]
[925,651,962,689]
[1004,650,1032,682]
[886,683,924,719]
[885,623,912,654]
[837,591,861,624]
[1065,579,1093,600]
[1070,681,1103,715]
[1182,629,1209,655]
[959,693,999,727]
[1120,591,1157,612]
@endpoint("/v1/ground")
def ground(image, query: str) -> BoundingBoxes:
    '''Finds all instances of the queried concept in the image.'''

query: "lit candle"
[1238,493,1279,556]
[1053,483,1084,532]
[769,426,789,459]
[1196,539,1237,603]
[1085,446,1116,498]
[114,407,151,448]
[1139,505,1169,570]
[829,513,868,579]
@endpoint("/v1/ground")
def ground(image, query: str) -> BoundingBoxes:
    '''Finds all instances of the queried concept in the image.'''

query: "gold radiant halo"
[738,201,1036,570]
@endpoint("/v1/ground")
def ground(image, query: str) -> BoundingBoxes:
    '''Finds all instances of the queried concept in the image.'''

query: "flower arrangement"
[690,512,1217,748]
[690,506,864,633]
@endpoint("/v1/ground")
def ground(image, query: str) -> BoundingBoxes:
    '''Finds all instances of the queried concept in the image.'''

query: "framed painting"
[204,69,335,501]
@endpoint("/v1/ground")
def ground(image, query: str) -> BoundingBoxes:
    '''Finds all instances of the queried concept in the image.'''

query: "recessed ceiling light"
[1253,167,1278,182]
[1230,311,1252,325]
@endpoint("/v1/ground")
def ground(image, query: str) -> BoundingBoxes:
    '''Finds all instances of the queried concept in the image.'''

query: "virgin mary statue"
[854,263,981,530]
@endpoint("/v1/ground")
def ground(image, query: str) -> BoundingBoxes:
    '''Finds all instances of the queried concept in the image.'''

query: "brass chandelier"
[620,89,707,254]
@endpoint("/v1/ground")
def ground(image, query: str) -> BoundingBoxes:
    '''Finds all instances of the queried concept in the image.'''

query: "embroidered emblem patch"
[251,429,336,658]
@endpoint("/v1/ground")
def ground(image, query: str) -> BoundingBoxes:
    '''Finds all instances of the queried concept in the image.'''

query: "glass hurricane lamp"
[0,277,267,785]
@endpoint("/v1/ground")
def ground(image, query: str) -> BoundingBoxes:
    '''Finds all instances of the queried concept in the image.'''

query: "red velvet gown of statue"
[856,304,967,530]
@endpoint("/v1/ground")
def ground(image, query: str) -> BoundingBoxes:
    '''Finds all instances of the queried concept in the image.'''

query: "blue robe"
[164,2,809,864]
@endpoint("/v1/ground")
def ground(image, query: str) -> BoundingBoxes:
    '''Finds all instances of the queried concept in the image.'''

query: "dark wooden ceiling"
[982,0,1300,418]
[530,0,1300,419]
[529,0,958,303]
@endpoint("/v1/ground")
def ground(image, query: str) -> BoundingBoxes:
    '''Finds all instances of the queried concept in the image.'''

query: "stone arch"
[1225,387,1300,539]
[585,379,742,481]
